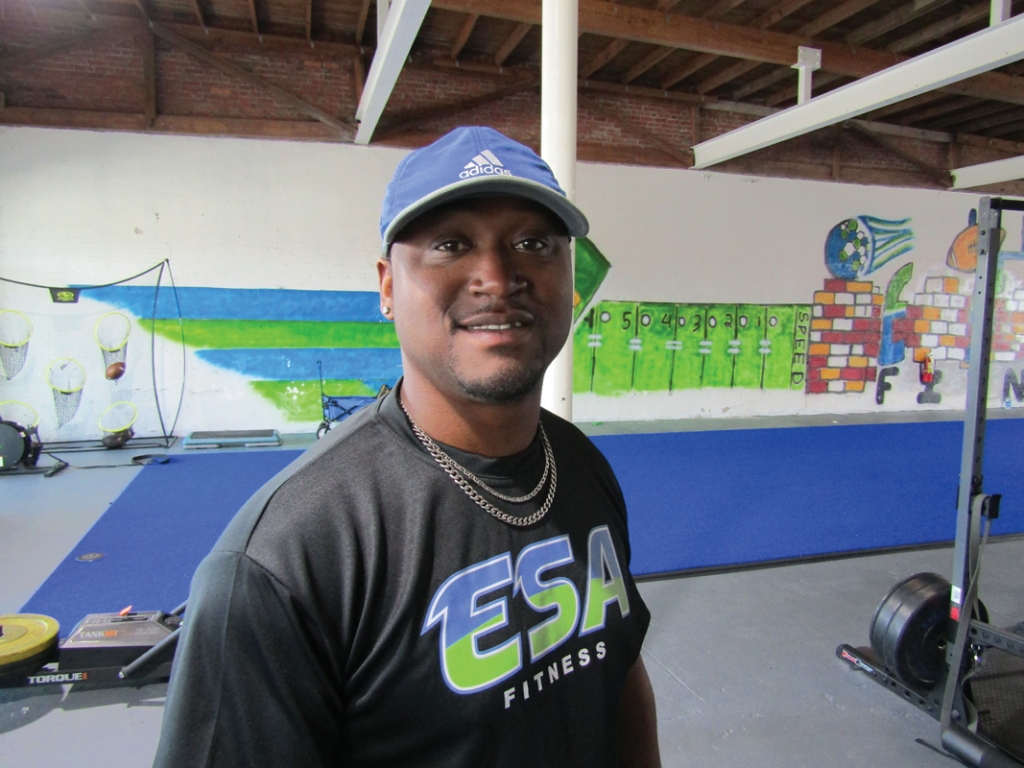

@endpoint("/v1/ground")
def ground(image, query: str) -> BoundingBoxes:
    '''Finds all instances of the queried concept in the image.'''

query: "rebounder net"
[0,262,185,448]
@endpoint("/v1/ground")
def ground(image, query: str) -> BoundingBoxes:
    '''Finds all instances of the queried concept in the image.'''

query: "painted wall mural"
[570,208,1024,417]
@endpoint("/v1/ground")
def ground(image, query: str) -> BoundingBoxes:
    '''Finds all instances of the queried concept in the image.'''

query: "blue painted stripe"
[195,347,403,382]
[83,286,385,322]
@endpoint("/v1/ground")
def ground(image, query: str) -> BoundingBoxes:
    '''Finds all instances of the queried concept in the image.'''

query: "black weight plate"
[0,421,28,470]
[870,572,947,660]
[870,572,950,688]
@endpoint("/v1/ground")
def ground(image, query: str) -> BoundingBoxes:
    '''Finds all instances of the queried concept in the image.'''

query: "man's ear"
[377,258,393,316]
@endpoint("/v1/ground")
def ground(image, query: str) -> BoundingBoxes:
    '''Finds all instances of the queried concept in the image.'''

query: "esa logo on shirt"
[421,526,630,694]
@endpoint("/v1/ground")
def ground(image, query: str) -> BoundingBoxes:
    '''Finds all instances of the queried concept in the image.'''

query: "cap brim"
[383,176,589,247]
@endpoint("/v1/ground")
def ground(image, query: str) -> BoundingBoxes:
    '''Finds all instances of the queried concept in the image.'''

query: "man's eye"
[436,239,465,252]
[516,237,547,251]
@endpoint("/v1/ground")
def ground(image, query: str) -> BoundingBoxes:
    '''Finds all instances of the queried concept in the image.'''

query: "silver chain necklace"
[399,397,557,527]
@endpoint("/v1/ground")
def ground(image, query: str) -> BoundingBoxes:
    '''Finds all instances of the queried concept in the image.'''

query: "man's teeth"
[470,322,523,330]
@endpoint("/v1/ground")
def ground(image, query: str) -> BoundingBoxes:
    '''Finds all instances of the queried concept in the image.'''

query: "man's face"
[379,196,573,405]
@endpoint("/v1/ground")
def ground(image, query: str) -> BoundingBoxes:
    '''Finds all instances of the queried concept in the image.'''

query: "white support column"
[540,0,578,421]
[377,0,390,43]
[792,46,821,105]
[990,0,1011,25]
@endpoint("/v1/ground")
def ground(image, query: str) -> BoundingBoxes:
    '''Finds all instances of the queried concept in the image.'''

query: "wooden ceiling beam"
[355,0,372,45]
[895,95,976,124]
[450,13,479,60]
[699,0,883,96]
[149,23,353,137]
[660,52,717,90]
[986,117,1024,138]
[248,0,259,36]
[951,105,1024,134]
[622,45,675,84]
[580,37,629,78]
[305,0,312,41]
[189,0,206,31]
[925,101,1013,129]
[861,90,946,120]
[494,22,532,67]
[762,1,994,107]
[845,0,954,47]
[887,2,989,55]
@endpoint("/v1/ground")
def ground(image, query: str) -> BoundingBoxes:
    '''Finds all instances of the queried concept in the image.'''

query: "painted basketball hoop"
[46,358,87,428]
[98,401,138,448]
[95,312,131,381]
[0,309,33,380]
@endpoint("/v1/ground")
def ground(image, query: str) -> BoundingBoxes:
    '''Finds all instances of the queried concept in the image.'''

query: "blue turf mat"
[21,451,302,634]
[592,419,1024,576]
[20,420,1024,630]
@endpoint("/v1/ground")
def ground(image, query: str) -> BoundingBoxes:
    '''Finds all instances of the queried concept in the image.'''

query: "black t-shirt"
[153,385,650,768]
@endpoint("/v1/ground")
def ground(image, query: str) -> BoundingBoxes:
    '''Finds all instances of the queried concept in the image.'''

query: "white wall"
[2,126,1020,431]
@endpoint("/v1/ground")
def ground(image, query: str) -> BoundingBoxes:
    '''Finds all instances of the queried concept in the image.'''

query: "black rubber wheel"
[870,572,952,688]
[0,420,29,470]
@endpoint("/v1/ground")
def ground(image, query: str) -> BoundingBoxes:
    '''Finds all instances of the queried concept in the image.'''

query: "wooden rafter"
[659,53,714,90]
[651,0,764,90]
[761,1,991,107]
[844,122,950,187]
[697,0,883,96]
[927,101,1013,129]
[189,0,206,30]
[896,96,976,125]
[987,117,1024,138]
[149,24,353,137]
[305,0,312,41]
[378,75,539,139]
[355,0,372,45]
[863,91,947,121]
[952,106,1024,134]
[494,22,531,67]
[845,0,953,47]
[450,13,478,60]
[580,37,628,79]
[248,0,259,36]
[622,45,674,84]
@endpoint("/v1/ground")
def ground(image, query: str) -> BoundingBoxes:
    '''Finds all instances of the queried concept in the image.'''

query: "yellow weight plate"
[0,614,60,668]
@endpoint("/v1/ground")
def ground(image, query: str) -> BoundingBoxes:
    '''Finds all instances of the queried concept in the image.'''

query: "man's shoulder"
[211,400,396,558]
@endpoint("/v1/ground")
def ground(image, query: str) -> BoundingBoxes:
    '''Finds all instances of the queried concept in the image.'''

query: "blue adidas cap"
[380,126,589,250]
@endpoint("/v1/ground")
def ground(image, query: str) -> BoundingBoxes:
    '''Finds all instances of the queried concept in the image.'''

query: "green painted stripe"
[147,319,399,349]
[250,379,376,422]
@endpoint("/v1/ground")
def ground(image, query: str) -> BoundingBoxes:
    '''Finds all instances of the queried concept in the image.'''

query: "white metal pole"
[540,0,578,421]
[377,0,390,43]
[990,0,1011,26]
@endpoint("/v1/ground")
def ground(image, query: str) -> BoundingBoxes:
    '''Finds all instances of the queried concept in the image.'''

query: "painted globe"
[824,218,872,279]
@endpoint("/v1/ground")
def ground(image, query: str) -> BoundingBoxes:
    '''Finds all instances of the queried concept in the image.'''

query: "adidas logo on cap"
[459,149,513,179]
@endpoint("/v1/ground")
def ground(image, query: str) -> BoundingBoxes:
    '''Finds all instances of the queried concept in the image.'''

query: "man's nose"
[469,242,526,296]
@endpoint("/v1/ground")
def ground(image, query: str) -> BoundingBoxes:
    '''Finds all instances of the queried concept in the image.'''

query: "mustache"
[450,302,537,327]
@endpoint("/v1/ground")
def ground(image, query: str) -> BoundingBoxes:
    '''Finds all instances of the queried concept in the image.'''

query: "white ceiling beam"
[951,154,1024,188]
[692,14,1024,169]
[354,0,430,145]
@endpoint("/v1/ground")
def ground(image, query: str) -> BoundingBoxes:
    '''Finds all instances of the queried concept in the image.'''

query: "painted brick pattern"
[806,278,882,394]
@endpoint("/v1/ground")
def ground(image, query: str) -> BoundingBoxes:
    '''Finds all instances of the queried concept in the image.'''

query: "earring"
[382,306,391,315]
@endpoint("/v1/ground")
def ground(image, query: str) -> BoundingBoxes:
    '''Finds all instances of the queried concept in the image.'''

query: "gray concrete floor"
[1,424,1022,767]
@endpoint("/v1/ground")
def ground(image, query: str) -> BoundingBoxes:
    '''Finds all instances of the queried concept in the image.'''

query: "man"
[153,126,659,767]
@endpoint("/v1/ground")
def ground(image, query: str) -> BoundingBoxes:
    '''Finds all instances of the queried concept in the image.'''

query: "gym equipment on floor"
[183,429,282,449]
[837,197,1024,768]
[0,603,185,689]
[0,417,44,475]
